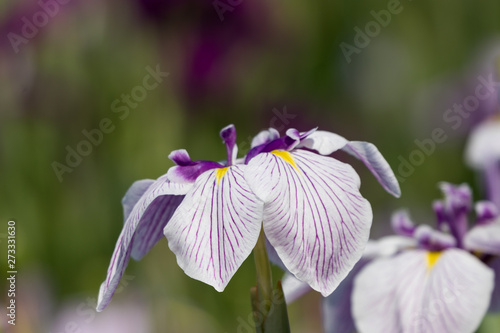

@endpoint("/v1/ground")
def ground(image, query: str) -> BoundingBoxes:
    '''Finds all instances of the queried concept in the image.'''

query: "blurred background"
[1,0,500,332]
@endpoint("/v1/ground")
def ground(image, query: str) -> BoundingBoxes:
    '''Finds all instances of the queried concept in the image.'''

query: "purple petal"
[436,182,473,247]
[391,210,416,237]
[475,200,499,225]
[97,175,191,312]
[464,220,500,255]
[164,165,263,291]
[342,141,401,198]
[168,149,195,166]
[166,160,223,183]
[352,249,494,333]
[220,124,238,166]
[245,149,372,296]
[414,225,457,251]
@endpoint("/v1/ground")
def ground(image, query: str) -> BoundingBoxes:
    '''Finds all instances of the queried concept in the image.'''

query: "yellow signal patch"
[215,167,229,184]
[426,251,442,271]
[271,150,299,171]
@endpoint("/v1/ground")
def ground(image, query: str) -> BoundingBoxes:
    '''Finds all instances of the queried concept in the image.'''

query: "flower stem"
[253,227,273,325]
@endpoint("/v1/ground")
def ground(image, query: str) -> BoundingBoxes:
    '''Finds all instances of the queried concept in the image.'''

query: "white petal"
[164,165,263,291]
[464,220,500,255]
[298,130,348,155]
[352,249,494,333]
[343,141,401,197]
[465,119,500,169]
[363,235,417,259]
[97,176,191,312]
[245,149,372,296]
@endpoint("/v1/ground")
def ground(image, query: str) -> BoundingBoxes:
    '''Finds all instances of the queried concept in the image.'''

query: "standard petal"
[298,130,349,155]
[246,149,372,296]
[464,220,500,255]
[352,249,494,333]
[251,128,280,148]
[97,176,191,312]
[342,141,401,198]
[391,210,417,237]
[164,165,263,292]
[475,200,499,225]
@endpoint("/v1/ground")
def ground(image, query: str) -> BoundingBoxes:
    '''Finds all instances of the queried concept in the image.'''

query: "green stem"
[253,227,273,322]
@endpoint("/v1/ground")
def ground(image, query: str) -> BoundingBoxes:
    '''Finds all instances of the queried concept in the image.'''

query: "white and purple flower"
[350,183,499,333]
[96,124,400,312]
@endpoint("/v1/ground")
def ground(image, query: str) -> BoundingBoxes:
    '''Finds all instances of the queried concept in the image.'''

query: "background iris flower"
[352,182,499,333]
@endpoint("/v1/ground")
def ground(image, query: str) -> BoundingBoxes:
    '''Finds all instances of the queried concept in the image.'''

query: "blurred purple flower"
[352,183,498,333]
[97,124,400,311]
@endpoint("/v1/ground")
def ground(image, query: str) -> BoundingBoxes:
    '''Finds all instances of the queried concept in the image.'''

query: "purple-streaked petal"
[166,160,223,184]
[220,124,238,166]
[97,176,191,312]
[352,249,494,333]
[164,165,263,292]
[475,200,499,225]
[281,274,312,304]
[342,141,401,198]
[250,128,280,148]
[122,179,155,221]
[168,149,195,166]
[245,149,372,296]
[298,131,401,197]
[391,210,416,237]
[323,258,369,333]
[414,224,457,251]
[464,220,500,255]
[465,118,500,169]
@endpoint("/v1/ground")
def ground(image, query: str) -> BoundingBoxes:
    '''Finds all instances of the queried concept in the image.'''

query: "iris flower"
[96,124,400,311]
[350,183,499,333]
